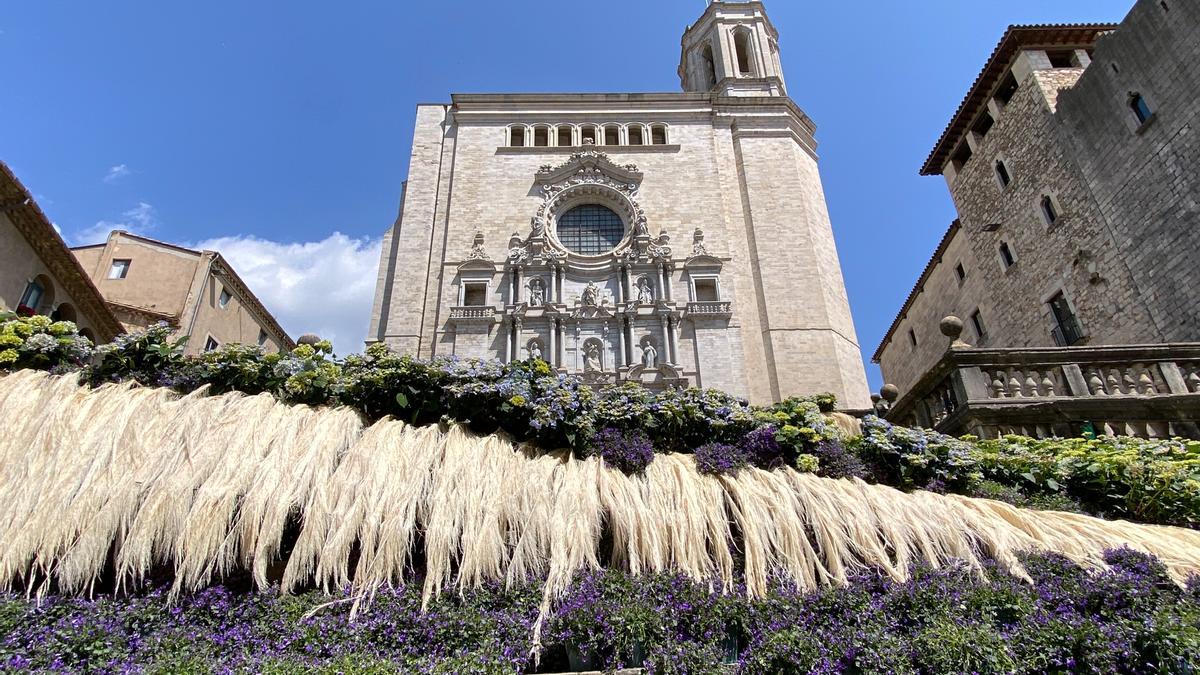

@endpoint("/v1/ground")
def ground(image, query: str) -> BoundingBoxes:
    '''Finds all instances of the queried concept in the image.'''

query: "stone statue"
[641,342,658,368]
[636,277,654,305]
[528,342,543,361]
[584,342,602,372]
[581,282,599,307]
[528,278,545,306]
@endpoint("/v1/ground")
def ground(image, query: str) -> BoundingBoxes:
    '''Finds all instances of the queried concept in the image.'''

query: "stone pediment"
[535,149,642,186]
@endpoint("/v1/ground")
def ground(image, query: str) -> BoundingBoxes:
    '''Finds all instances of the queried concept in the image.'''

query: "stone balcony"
[447,305,499,324]
[684,300,732,319]
[879,316,1200,440]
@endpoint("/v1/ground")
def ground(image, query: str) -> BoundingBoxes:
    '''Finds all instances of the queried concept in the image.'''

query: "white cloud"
[193,233,382,356]
[74,201,157,245]
[103,164,131,183]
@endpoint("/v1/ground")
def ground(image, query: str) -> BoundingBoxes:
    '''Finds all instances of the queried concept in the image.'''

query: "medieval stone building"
[874,0,1200,438]
[368,1,871,407]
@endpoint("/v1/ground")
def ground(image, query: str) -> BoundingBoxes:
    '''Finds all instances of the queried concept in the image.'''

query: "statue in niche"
[641,341,658,369]
[636,277,654,305]
[528,278,545,307]
[584,342,603,372]
[581,282,599,307]
[527,341,543,361]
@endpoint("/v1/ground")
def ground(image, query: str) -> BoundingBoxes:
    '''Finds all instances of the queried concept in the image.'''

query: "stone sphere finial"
[880,384,900,402]
[939,315,964,339]
[297,333,322,346]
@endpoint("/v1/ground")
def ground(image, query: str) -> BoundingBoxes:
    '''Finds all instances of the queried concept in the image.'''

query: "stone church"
[368,0,870,408]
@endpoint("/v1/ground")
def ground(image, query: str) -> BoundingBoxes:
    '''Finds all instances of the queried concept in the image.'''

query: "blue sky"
[0,0,1134,390]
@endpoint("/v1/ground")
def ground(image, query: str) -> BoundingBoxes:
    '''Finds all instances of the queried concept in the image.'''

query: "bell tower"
[678,1,787,97]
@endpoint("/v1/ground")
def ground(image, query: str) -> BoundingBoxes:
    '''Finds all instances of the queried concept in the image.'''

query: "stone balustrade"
[879,316,1200,439]
[684,300,732,318]
[448,306,498,323]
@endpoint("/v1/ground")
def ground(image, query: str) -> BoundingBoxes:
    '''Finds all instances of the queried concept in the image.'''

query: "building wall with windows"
[875,0,1199,397]
[368,1,871,408]
[0,163,123,344]
[72,231,293,355]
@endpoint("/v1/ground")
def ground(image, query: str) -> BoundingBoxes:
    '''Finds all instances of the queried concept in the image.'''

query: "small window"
[580,126,597,145]
[693,278,719,302]
[628,126,644,145]
[908,329,918,349]
[970,310,987,340]
[994,71,1019,107]
[557,126,573,147]
[463,283,488,306]
[204,336,219,352]
[509,127,526,148]
[533,127,549,147]
[108,259,131,279]
[1040,195,1059,226]
[1130,93,1153,125]
[219,288,232,308]
[995,160,1012,188]
[954,263,966,283]
[603,126,620,146]
[999,242,1016,268]
[650,125,667,145]
[257,329,268,347]
[18,280,44,312]
[1049,292,1085,346]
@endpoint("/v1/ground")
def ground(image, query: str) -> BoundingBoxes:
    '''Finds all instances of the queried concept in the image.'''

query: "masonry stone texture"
[876,0,1200,398]
[368,1,871,408]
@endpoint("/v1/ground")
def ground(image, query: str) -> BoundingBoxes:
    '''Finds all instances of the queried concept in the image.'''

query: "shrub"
[589,427,655,474]
[909,621,1016,674]
[693,442,747,476]
[0,311,93,372]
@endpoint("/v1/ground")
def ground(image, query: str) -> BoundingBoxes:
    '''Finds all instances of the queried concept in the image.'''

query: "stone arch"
[507,124,527,148]
[581,337,605,372]
[700,41,717,88]
[733,26,756,76]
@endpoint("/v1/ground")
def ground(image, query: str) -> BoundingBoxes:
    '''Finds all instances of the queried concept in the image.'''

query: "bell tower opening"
[678,1,786,97]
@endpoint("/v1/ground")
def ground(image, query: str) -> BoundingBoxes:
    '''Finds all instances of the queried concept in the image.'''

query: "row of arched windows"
[507,123,670,148]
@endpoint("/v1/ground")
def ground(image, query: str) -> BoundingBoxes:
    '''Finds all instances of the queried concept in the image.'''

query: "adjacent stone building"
[875,0,1199,397]
[368,0,871,408]
[0,162,123,343]
[72,231,294,355]
[872,0,1200,438]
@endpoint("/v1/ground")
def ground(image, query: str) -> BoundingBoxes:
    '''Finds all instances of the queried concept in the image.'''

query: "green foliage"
[910,621,1016,674]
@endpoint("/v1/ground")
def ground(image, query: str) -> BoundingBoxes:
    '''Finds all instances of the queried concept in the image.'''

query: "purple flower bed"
[2,549,1197,674]
[590,427,656,474]
[694,442,748,476]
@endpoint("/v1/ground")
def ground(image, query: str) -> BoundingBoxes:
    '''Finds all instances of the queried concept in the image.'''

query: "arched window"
[556,204,625,255]
[557,126,573,147]
[603,125,620,146]
[533,126,550,147]
[508,126,526,148]
[79,327,96,344]
[579,125,598,145]
[18,275,54,315]
[700,42,717,88]
[995,159,1012,188]
[51,303,77,323]
[1040,195,1059,226]
[1130,93,1153,124]
[627,125,644,146]
[650,124,668,145]
[734,29,754,76]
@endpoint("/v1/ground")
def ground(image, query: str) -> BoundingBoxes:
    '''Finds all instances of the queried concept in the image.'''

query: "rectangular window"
[557,127,573,147]
[108,259,131,279]
[628,127,644,145]
[219,288,232,308]
[971,111,994,138]
[1049,292,1084,346]
[604,126,620,146]
[18,280,44,313]
[257,329,268,347]
[1046,50,1076,69]
[994,71,1019,107]
[204,336,220,352]
[954,262,966,283]
[999,242,1016,268]
[908,328,918,349]
[693,278,719,302]
[650,126,667,145]
[970,310,987,340]
[950,142,973,171]
[1131,94,1153,125]
[463,283,488,306]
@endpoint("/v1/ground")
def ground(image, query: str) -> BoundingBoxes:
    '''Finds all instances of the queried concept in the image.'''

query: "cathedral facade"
[367,1,870,408]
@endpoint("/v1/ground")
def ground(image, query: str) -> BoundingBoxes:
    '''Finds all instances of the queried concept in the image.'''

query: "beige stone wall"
[0,213,107,339]
[370,95,872,408]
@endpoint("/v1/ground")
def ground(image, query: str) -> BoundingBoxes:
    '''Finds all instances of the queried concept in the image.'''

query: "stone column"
[503,319,512,363]
[513,317,522,361]
[659,263,673,302]
[513,267,523,305]
[625,317,635,366]
[660,316,671,365]
[617,317,626,367]
[555,266,564,304]
[667,315,679,365]
[548,318,557,368]
[620,265,631,305]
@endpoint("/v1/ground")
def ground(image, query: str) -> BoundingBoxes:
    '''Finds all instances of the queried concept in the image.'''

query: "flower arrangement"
[0,311,93,372]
